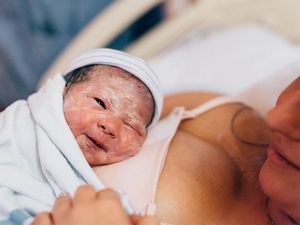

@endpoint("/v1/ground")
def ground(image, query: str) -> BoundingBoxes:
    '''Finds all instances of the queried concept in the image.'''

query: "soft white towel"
[0,74,104,225]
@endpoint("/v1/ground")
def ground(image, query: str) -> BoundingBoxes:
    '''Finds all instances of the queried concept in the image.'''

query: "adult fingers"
[52,195,72,221]
[129,215,160,225]
[96,188,120,200]
[73,185,97,204]
[32,212,54,225]
[135,216,160,225]
[96,189,125,212]
[129,214,142,224]
[96,189,132,225]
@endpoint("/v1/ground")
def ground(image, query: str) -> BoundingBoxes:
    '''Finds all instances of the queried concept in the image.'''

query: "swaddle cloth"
[0,74,104,225]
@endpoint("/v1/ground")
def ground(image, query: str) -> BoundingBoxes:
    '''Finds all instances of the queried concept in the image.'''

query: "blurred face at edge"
[259,76,300,225]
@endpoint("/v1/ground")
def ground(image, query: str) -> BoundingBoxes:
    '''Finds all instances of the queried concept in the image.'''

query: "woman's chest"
[154,131,269,225]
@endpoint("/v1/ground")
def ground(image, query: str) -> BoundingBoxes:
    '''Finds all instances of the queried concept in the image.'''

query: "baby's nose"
[99,124,116,138]
[97,117,121,138]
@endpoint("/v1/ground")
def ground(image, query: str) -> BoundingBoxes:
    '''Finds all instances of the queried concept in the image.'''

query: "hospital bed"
[40,0,300,115]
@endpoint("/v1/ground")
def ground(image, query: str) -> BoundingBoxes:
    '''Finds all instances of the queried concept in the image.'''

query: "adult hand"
[32,185,159,225]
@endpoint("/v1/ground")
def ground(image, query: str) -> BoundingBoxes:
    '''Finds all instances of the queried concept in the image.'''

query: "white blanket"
[149,25,300,96]
[0,75,104,225]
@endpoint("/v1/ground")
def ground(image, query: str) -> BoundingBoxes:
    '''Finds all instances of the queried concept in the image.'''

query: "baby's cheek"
[120,133,144,156]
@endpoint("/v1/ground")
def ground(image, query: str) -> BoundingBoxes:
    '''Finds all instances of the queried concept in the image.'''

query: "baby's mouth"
[86,135,108,153]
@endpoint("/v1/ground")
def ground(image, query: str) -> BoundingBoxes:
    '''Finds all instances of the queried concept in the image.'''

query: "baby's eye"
[124,122,142,136]
[94,98,106,109]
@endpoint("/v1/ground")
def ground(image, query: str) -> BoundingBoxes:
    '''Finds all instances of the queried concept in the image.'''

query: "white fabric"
[149,25,300,97]
[63,48,163,128]
[234,61,300,116]
[0,74,104,224]
[93,96,240,215]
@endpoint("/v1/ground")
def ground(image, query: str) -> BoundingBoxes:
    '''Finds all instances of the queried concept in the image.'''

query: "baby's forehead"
[90,65,133,78]
[88,65,150,90]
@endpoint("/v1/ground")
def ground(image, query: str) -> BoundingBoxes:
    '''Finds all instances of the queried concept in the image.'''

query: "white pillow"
[149,25,300,98]
[235,62,300,116]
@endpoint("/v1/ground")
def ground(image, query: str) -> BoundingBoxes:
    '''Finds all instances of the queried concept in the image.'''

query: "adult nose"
[266,104,300,140]
[97,116,122,139]
[266,107,277,130]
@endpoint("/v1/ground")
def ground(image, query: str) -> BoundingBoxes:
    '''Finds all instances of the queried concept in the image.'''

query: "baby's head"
[62,49,162,166]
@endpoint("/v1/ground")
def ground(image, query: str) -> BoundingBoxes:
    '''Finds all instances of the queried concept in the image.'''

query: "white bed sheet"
[149,25,300,115]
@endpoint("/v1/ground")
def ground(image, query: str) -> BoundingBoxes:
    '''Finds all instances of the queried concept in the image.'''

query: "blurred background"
[1,0,300,111]
[0,0,165,108]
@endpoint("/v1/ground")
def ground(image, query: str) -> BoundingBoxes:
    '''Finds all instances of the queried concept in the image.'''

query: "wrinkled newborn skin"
[63,65,154,166]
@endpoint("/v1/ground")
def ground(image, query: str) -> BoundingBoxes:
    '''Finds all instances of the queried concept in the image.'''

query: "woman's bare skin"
[155,92,273,225]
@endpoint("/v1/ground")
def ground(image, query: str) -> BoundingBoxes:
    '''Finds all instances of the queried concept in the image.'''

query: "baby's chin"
[79,144,126,166]
[76,135,141,166]
[79,148,107,166]
[90,153,135,167]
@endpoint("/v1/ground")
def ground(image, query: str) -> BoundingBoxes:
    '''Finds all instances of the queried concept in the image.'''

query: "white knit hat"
[63,48,163,127]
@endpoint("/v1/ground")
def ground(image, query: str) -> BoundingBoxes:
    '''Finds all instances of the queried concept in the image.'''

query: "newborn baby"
[0,48,163,225]
[63,64,154,166]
